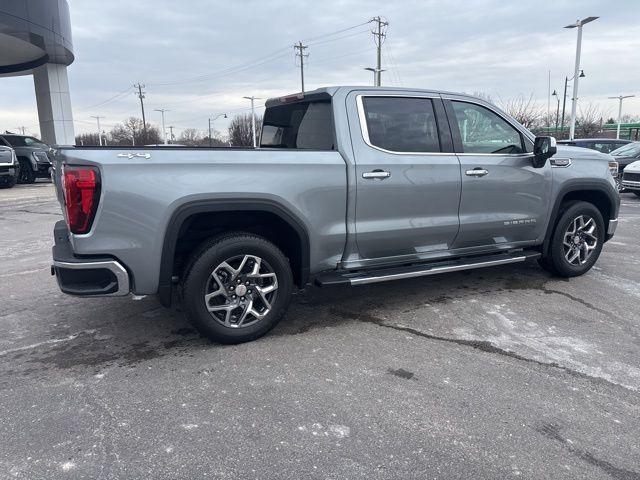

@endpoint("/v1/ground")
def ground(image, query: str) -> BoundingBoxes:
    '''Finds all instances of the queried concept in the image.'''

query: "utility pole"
[564,16,598,140]
[134,83,148,143]
[242,96,261,148]
[294,41,308,94]
[90,116,104,146]
[154,108,170,144]
[371,16,388,87]
[608,95,635,139]
[168,126,175,143]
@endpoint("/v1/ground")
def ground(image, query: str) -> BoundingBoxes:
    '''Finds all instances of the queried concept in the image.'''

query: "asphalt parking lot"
[1,182,639,479]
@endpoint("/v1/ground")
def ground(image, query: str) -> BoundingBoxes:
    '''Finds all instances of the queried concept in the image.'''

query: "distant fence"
[535,123,640,140]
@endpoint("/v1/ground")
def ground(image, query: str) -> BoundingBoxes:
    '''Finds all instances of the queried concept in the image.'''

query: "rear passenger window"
[362,97,441,153]
[261,100,334,150]
[451,101,524,154]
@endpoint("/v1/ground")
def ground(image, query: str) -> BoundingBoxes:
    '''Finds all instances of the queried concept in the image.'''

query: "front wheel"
[0,176,17,189]
[17,159,35,184]
[543,201,605,277]
[181,233,293,344]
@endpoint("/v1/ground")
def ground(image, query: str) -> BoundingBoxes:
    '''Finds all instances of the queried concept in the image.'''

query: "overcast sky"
[2,0,639,138]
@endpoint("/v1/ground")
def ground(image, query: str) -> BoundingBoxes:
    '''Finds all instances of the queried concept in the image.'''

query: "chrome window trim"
[356,94,453,156]
[356,94,534,158]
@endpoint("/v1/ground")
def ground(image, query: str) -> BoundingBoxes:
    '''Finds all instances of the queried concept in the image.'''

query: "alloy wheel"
[203,254,278,328]
[562,215,598,265]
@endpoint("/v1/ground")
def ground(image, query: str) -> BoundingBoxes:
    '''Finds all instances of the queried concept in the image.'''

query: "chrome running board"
[316,250,540,286]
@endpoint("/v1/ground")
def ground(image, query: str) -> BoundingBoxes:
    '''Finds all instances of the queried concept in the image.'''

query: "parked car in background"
[0,133,52,184]
[0,145,18,189]
[621,160,640,198]
[50,87,620,344]
[610,142,640,192]
[558,138,631,154]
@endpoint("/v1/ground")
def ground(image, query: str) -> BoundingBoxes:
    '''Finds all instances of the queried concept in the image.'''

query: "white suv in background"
[621,160,640,198]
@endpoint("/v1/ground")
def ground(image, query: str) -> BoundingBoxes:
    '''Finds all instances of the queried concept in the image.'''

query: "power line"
[76,86,133,111]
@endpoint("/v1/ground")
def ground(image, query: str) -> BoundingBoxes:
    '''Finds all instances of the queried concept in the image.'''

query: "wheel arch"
[158,199,311,307]
[542,181,619,257]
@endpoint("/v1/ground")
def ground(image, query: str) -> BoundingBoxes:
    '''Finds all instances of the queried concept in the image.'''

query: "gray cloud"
[2,0,639,137]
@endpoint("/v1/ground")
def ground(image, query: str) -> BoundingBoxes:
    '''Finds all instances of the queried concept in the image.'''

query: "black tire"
[17,159,35,184]
[181,233,293,344]
[0,176,17,189]
[545,201,605,277]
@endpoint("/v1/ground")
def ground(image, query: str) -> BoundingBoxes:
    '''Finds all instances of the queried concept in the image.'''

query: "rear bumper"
[51,220,130,296]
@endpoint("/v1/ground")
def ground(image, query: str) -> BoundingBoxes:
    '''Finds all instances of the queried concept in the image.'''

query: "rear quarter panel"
[57,148,348,294]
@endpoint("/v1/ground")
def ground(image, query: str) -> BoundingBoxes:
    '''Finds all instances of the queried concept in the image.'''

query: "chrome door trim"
[356,94,451,156]
[355,94,536,159]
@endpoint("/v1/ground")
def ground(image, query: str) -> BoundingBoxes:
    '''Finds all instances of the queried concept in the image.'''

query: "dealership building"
[0,0,75,145]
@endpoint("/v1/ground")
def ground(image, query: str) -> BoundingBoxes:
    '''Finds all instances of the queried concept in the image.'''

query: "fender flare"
[542,180,619,257]
[158,199,311,307]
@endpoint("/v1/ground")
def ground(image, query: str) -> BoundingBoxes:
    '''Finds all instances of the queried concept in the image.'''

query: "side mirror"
[533,136,557,168]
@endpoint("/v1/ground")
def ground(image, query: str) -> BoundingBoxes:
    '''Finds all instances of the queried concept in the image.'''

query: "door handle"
[362,170,391,180]
[465,168,489,177]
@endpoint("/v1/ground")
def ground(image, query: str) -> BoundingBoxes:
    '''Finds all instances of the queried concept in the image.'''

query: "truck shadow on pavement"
[1,261,571,383]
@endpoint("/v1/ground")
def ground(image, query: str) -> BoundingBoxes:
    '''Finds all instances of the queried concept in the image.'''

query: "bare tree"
[498,94,543,130]
[178,128,203,146]
[109,117,160,146]
[575,103,603,138]
[228,114,262,147]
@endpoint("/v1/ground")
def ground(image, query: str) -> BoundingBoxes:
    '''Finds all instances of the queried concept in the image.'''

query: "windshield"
[1,135,49,149]
[611,142,640,157]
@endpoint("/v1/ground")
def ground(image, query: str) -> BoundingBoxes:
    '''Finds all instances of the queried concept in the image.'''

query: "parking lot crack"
[541,287,610,316]
[334,309,630,391]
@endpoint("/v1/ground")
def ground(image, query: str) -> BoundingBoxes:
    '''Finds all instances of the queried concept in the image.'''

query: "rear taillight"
[62,165,101,234]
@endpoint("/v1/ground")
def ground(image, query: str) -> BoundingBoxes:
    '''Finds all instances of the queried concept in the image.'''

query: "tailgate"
[51,150,66,212]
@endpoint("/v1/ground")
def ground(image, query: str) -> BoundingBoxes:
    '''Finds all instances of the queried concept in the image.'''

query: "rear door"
[347,93,462,262]
[444,98,551,249]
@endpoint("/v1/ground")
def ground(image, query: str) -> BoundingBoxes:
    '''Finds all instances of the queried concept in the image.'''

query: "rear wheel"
[17,159,35,184]
[181,233,293,344]
[542,201,604,277]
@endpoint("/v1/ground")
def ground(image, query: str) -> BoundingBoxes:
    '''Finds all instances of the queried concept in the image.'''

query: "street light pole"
[208,113,227,147]
[608,95,635,139]
[242,96,261,148]
[552,90,560,133]
[154,109,170,145]
[564,16,598,140]
[560,70,584,139]
[90,116,104,146]
[364,67,385,86]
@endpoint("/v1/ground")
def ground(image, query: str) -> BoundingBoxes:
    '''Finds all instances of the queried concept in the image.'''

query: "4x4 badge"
[117,153,151,159]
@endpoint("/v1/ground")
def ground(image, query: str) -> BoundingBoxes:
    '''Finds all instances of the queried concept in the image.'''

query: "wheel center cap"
[573,235,581,245]
[235,284,247,296]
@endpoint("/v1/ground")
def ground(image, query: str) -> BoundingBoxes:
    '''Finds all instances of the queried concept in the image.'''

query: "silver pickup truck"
[51,86,620,343]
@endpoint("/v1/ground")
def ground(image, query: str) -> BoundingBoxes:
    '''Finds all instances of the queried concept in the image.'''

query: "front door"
[445,99,551,249]
[349,94,462,262]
